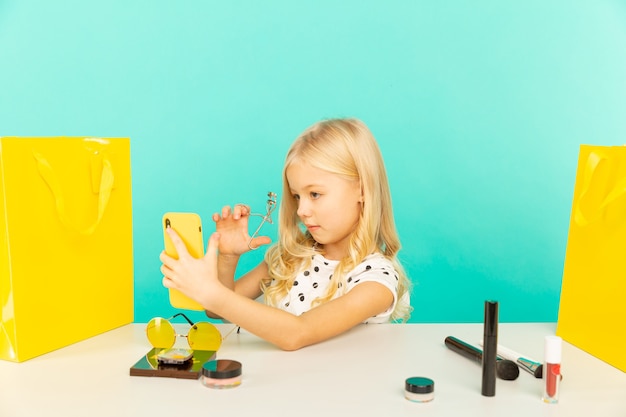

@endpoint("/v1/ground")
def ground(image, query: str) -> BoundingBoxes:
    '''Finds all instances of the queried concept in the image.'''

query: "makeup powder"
[201,359,242,389]
[405,377,435,403]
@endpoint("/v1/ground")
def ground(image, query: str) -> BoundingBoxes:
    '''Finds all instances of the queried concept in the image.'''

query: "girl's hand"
[161,228,223,311]
[211,204,271,256]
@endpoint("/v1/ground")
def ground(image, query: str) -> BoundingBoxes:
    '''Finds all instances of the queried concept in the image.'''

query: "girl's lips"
[306,225,320,231]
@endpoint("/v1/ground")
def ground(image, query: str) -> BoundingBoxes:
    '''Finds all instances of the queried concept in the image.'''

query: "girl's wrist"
[217,254,240,272]
[218,252,240,260]
[202,281,230,314]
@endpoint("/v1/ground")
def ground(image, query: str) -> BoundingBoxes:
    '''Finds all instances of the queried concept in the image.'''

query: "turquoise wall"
[2,1,625,324]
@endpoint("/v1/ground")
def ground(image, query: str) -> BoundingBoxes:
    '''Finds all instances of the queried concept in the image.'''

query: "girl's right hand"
[211,204,271,256]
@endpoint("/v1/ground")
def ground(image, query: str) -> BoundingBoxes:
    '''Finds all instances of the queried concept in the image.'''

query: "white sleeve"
[344,254,399,324]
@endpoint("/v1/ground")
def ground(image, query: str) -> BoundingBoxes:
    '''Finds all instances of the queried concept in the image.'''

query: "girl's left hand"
[160,228,223,311]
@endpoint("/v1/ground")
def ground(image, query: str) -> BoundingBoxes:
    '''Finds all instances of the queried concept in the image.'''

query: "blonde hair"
[262,118,412,322]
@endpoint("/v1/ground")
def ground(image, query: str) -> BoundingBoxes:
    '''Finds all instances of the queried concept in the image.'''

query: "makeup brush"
[477,340,544,378]
[444,336,520,381]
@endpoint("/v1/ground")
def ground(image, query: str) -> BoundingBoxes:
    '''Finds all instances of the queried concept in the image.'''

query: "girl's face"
[286,161,362,260]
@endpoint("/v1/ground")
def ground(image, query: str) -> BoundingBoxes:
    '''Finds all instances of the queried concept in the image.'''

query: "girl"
[161,118,411,350]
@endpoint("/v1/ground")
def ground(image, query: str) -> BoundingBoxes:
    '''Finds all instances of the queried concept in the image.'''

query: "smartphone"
[162,212,205,311]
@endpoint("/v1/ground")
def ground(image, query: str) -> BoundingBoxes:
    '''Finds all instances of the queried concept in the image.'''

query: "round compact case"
[201,359,243,389]
[404,376,435,403]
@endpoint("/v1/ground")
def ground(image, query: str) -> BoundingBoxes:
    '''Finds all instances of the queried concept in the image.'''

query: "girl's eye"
[292,194,300,201]
[310,192,320,199]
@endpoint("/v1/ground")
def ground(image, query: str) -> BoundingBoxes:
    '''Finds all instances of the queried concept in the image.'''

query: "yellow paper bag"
[0,137,133,362]
[557,144,626,372]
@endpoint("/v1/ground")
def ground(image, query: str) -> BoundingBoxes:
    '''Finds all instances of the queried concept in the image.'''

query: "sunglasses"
[146,313,229,352]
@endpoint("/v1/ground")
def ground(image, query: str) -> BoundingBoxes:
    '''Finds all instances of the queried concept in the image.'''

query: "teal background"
[1,1,625,324]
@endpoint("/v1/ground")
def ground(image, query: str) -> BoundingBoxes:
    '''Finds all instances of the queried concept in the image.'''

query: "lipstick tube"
[481,300,498,397]
[542,335,562,404]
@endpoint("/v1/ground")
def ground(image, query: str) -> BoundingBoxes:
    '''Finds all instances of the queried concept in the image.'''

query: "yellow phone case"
[162,212,205,311]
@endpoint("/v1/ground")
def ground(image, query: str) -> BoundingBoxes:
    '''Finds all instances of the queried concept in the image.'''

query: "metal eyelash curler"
[248,192,277,250]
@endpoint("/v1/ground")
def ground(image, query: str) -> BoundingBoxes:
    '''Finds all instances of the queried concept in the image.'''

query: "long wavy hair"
[262,118,412,322]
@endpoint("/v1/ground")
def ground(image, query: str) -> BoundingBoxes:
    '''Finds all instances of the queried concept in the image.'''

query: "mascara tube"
[481,301,498,397]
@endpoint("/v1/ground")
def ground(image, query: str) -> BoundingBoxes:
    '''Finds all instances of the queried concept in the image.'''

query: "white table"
[1,323,624,417]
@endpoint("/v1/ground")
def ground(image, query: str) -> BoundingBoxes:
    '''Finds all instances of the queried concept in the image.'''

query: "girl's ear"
[358,180,365,202]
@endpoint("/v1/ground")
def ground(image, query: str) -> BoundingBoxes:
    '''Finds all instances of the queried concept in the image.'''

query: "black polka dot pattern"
[271,253,400,323]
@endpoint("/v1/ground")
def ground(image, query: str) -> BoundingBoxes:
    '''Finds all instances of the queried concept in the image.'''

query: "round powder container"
[405,377,435,403]
[201,359,242,389]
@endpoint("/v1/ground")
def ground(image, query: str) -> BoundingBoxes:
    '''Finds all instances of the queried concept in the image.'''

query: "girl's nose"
[296,200,310,218]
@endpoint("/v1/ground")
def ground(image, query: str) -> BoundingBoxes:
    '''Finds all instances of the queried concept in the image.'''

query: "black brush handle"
[445,336,520,381]
[445,336,483,364]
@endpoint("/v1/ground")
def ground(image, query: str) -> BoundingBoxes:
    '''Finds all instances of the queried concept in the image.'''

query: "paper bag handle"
[33,151,114,235]
[574,149,626,226]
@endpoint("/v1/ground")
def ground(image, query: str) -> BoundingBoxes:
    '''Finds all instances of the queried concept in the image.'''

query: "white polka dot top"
[273,253,400,324]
